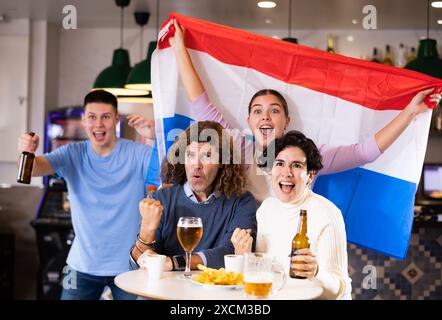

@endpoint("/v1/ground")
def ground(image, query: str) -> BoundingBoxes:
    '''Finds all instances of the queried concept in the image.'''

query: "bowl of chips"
[191,265,244,290]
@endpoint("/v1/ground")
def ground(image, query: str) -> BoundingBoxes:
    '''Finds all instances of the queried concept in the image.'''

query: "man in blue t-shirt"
[130,121,257,272]
[18,90,155,300]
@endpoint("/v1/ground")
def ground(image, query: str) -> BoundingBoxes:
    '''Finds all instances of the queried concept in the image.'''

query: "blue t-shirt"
[45,139,152,276]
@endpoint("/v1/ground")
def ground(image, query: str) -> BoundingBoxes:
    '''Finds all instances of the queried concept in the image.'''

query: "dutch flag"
[150,13,442,259]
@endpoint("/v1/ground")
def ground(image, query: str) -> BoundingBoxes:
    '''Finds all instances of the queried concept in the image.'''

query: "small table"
[115,269,323,300]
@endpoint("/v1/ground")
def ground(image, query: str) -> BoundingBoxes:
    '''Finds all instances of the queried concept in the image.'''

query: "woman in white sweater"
[231,130,352,299]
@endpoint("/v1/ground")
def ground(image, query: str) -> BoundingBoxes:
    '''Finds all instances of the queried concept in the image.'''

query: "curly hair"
[161,121,247,198]
[266,130,323,174]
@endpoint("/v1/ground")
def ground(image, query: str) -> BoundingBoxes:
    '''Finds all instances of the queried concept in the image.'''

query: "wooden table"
[115,269,323,300]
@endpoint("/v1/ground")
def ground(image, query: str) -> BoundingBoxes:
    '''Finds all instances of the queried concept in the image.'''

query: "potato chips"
[193,264,244,286]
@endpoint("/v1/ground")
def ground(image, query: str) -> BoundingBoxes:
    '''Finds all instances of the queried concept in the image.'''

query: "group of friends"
[18,20,441,300]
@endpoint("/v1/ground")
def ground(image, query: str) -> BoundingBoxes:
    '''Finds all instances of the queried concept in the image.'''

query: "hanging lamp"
[125,0,159,92]
[92,0,148,96]
[118,93,153,104]
[405,0,442,79]
[125,41,156,91]
[282,0,298,44]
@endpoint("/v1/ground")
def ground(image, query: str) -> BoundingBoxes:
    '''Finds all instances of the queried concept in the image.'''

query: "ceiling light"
[265,19,272,24]
[352,19,358,24]
[125,42,156,91]
[118,94,153,104]
[125,11,155,92]
[93,49,147,96]
[282,0,297,44]
[92,0,149,96]
[431,1,442,8]
[405,1,442,79]
[258,1,277,9]
[438,19,442,24]
[347,35,354,42]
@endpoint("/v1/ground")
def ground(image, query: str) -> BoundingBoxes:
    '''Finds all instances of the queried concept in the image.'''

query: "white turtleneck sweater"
[256,190,352,300]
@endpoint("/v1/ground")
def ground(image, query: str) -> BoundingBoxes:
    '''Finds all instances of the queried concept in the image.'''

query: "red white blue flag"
[151,13,442,259]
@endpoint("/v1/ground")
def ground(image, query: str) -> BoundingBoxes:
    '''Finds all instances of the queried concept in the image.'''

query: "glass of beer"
[177,216,203,279]
[243,253,286,299]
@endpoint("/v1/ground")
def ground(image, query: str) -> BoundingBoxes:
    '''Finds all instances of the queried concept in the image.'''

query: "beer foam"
[177,222,202,227]
[243,272,273,283]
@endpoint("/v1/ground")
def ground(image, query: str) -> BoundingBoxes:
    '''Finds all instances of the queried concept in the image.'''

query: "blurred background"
[0,0,441,300]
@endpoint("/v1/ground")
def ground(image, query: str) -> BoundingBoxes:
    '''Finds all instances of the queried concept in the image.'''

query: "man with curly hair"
[130,121,257,270]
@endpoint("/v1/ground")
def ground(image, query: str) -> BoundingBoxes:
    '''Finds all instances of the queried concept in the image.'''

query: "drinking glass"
[176,216,203,279]
[243,253,286,298]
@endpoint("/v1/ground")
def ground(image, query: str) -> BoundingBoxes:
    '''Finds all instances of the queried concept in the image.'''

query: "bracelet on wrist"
[171,255,185,271]
[134,242,145,255]
[170,256,176,271]
[137,233,156,248]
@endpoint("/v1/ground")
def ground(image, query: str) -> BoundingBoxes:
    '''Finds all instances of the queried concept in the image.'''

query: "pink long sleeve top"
[191,92,381,203]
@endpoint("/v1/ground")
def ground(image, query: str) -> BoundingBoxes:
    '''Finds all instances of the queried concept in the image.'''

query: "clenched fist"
[127,114,155,140]
[231,228,253,255]
[139,198,164,233]
[18,133,39,153]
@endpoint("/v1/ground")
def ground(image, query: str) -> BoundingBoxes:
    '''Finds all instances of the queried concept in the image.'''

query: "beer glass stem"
[184,251,192,278]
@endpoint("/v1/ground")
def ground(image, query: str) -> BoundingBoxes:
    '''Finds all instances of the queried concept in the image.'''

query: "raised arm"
[17,133,54,176]
[169,20,236,130]
[126,114,155,147]
[169,19,205,103]
[375,88,441,152]
[169,19,249,156]
[319,88,441,175]
[130,198,165,261]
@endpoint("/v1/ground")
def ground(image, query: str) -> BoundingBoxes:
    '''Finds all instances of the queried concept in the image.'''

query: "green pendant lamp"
[405,39,442,79]
[405,0,442,79]
[118,93,154,104]
[125,41,157,91]
[92,0,148,96]
[124,0,159,93]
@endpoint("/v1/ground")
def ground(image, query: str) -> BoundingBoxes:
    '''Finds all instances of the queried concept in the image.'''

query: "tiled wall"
[349,225,442,300]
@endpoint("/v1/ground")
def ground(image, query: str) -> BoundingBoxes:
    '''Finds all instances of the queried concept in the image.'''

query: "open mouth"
[259,125,274,137]
[192,174,203,180]
[93,131,106,141]
[279,181,295,193]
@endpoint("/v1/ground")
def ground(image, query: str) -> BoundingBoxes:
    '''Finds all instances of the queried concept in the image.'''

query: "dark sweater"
[150,184,257,269]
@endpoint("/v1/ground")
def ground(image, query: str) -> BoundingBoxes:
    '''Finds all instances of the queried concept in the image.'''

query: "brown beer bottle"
[289,209,310,279]
[326,34,335,53]
[17,132,35,184]
[383,45,394,66]
[370,47,381,63]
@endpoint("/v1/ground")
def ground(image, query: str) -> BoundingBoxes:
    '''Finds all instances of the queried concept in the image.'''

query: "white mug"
[224,254,244,273]
[139,253,166,281]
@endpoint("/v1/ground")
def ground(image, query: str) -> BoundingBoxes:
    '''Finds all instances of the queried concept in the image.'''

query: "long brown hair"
[248,89,289,117]
[161,121,247,198]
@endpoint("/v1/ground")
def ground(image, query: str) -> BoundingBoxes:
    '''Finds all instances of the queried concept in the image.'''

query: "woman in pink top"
[169,20,441,203]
